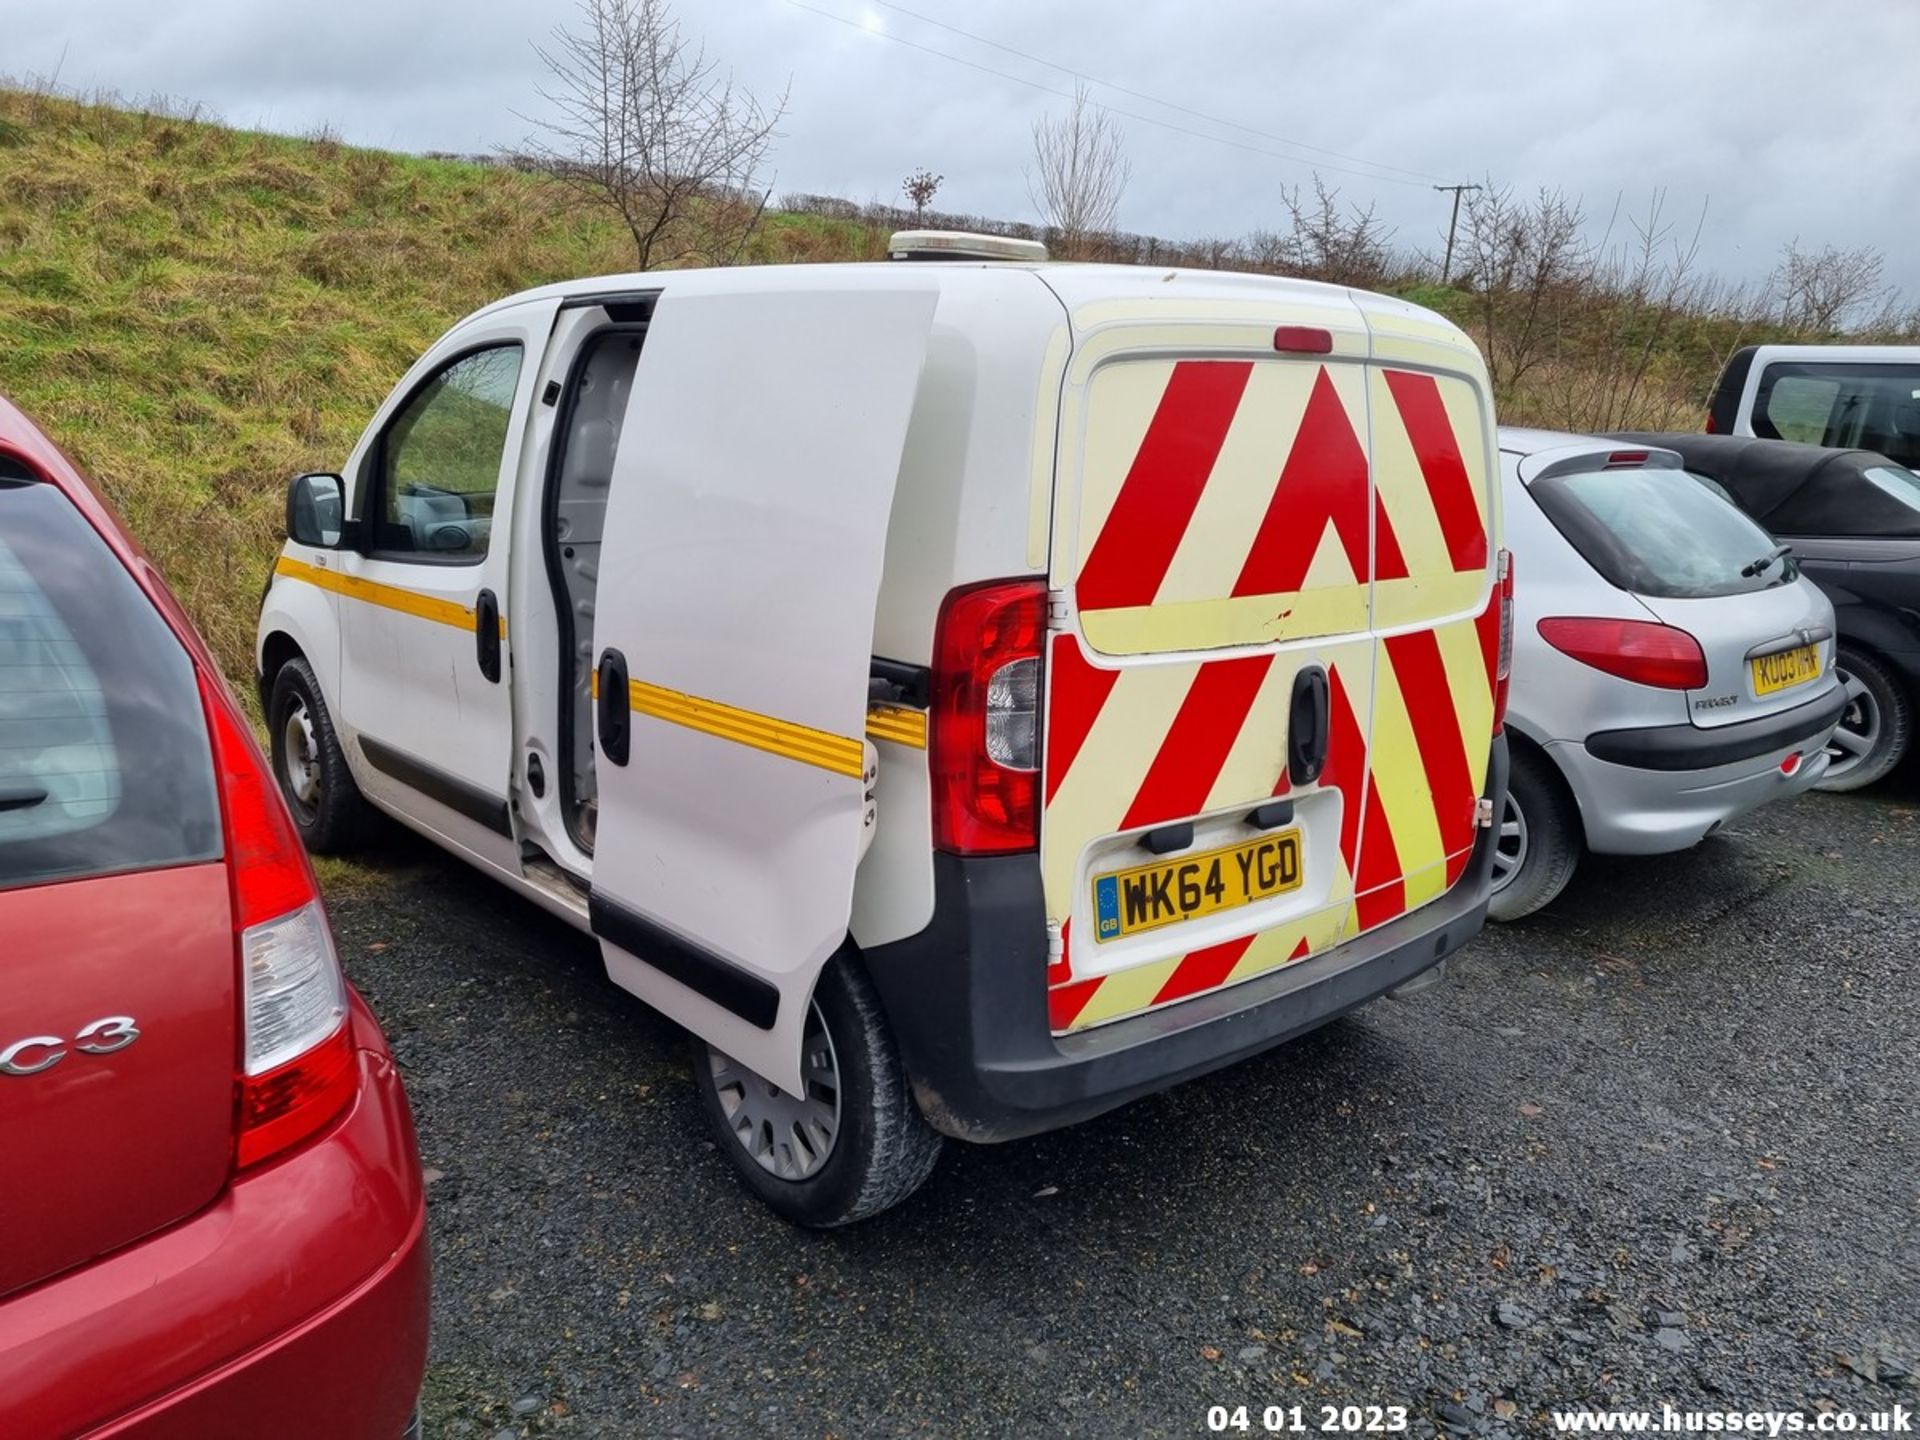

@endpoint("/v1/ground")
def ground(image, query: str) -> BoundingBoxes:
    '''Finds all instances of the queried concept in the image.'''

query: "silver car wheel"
[707,1000,841,1182]
[1824,667,1881,781]
[1491,790,1528,893]
[280,698,322,815]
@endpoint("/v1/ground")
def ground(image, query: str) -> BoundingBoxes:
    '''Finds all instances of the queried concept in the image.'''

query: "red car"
[0,395,428,1439]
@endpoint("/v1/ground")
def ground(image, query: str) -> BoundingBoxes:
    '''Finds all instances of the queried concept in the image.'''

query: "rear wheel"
[267,656,374,854]
[692,954,942,1226]
[1818,647,1911,793]
[1488,746,1582,922]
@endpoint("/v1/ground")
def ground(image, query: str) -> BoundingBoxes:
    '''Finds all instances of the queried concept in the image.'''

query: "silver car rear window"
[1527,466,1798,600]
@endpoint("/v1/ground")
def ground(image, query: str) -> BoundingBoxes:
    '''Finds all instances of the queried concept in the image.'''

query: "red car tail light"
[1537,616,1708,691]
[1492,550,1515,733]
[199,675,357,1169]
[930,578,1046,855]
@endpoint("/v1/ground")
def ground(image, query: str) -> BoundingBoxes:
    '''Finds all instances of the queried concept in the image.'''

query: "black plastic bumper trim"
[588,891,780,1031]
[357,735,513,837]
[862,736,1509,1142]
[1584,682,1846,771]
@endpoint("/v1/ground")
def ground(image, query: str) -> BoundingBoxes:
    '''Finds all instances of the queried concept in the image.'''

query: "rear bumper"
[1583,679,1846,771]
[1555,707,1836,856]
[0,994,429,1440]
[866,736,1507,1143]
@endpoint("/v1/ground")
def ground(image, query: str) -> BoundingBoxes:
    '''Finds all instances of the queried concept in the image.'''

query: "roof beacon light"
[888,230,1049,263]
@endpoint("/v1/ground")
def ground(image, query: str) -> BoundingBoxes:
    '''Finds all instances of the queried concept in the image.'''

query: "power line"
[865,0,1445,186]
[776,0,1439,191]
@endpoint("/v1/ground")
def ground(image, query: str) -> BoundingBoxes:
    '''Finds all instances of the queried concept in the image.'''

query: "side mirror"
[286,472,345,548]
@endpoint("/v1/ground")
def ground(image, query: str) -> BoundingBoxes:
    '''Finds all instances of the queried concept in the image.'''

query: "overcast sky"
[13,0,1920,294]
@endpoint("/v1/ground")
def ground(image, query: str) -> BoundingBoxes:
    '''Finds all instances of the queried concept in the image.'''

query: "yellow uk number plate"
[1751,643,1822,697]
[1093,831,1302,942]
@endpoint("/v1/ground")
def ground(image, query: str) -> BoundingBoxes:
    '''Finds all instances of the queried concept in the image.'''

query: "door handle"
[1288,666,1330,787]
[474,589,502,684]
[597,648,631,767]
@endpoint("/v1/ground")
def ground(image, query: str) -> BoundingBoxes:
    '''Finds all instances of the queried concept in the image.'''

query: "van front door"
[334,301,557,871]
[586,275,938,1094]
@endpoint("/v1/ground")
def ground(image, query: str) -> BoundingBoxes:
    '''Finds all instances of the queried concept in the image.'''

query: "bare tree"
[1772,240,1891,333]
[524,0,787,269]
[902,168,942,220]
[1546,191,1710,432]
[1246,175,1395,287]
[1456,183,1590,394]
[1027,84,1129,260]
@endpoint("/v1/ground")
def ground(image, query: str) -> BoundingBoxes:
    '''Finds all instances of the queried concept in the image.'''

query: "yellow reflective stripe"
[274,556,506,638]
[864,704,927,749]
[627,680,866,779]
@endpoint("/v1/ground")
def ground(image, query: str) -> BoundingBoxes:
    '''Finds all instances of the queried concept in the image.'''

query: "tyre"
[266,655,375,854]
[1488,745,1582,922]
[692,954,943,1227]
[1817,647,1911,793]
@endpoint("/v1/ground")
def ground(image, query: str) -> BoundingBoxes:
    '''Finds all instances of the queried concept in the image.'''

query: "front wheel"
[1817,648,1911,792]
[692,955,943,1226]
[267,656,374,854]
[1488,747,1582,922]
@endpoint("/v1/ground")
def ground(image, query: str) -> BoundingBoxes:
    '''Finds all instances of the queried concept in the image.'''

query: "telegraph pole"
[1434,183,1481,285]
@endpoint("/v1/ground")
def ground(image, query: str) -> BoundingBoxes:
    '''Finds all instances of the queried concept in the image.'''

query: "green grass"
[0,90,908,693]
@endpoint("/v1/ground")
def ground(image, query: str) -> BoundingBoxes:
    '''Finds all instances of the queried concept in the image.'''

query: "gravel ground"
[324,771,1920,1439]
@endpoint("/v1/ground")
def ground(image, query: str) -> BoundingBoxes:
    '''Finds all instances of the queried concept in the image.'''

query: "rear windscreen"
[1526,466,1798,600]
[0,471,221,889]
[1754,362,1920,469]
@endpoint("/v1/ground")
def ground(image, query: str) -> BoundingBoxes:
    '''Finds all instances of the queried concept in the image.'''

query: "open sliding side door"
[587,277,939,1094]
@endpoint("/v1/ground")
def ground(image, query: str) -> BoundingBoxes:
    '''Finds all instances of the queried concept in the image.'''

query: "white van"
[1707,344,1920,470]
[257,236,1513,1224]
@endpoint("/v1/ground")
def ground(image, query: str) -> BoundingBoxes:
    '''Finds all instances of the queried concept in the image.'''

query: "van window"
[1525,465,1797,600]
[372,344,524,561]
[1754,361,1920,468]
[0,475,221,889]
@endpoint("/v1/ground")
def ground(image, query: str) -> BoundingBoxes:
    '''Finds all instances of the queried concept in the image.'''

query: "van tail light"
[199,674,356,1169]
[931,578,1046,855]
[1537,617,1708,691]
[1492,550,1515,734]
[1705,410,1718,434]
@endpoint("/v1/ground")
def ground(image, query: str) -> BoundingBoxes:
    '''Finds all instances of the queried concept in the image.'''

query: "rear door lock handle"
[1287,666,1331,787]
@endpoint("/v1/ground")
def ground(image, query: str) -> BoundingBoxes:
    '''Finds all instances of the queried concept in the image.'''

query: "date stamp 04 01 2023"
[1207,1405,1411,1434]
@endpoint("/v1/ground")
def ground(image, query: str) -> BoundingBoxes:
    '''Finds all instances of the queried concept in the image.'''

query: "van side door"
[586,274,938,1095]
[331,299,559,871]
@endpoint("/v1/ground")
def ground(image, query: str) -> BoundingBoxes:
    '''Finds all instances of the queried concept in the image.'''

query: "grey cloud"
[13,0,1920,292]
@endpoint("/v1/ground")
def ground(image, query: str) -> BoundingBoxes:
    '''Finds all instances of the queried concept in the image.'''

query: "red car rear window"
[0,464,221,889]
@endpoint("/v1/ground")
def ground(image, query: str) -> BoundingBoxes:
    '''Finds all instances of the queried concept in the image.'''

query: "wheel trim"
[708,1000,841,1182]
[279,698,322,817]
[1824,667,1881,778]
[1490,790,1528,893]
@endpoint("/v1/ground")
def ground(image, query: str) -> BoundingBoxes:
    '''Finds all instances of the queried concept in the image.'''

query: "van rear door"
[1039,285,1500,1034]
[1354,308,1502,935]
[585,274,938,1095]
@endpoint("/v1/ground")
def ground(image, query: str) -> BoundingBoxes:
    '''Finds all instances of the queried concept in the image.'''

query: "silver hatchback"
[1494,429,1847,919]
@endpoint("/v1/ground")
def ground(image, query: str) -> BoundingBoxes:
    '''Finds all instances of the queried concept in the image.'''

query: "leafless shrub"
[1542,191,1711,432]
[1772,239,1892,334]
[1027,83,1129,260]
[1456,183,1591,393]
[1248,176,1396,288]
[523,0,787,269]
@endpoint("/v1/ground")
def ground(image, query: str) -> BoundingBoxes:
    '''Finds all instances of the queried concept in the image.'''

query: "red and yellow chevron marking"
[1042,353,1497,1035]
